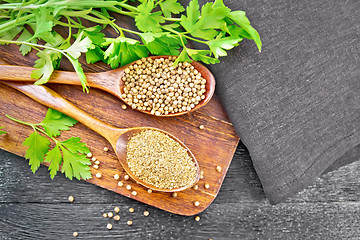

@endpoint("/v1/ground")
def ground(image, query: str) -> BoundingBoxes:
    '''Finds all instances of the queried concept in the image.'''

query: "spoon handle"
[0,65,122,94]
[2,81,124,143]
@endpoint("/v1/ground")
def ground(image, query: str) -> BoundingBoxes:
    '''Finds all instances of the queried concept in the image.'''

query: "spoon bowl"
[0,56,216,117]
[2,81,200,192]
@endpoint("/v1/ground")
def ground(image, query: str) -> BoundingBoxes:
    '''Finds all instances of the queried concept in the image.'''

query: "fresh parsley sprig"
[0,0,261,92]
[6,108,92,180]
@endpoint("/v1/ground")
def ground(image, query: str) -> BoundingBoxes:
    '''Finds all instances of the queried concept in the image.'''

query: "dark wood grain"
[1,144,360,240]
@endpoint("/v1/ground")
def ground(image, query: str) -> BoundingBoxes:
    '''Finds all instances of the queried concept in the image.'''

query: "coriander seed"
[172,192,178,198]
[127,220,133,226]
[93,165,99,169]
[107,223,112,230]
[118,181,124,187]
[121,57,207,116]
[103,147,109,152]
[96,173,102,178]
[91,157,96,161]
[204,183,210,189]
[114,174,120,180]
[194,216,200,222]
[143,211,149,216]
[103,213,108,218]
[199,125,205,130]
[114,215,120,221]
[121,104,127,110]
[216,166,222,172]
[193,185,199,190]
[129,208,134,213]
[68,196,74,203]
[131,191,137,196]
[108,212,113,218]
[126,185,131,190]
[73,232,78,237]
[95,160,100,165]
[194,201,200,207]
[147,189,153,194]
[114,207,120,213]
[86,152,92,158]
[124,174,130,180]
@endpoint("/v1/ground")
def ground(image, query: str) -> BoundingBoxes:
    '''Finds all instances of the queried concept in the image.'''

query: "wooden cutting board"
[0,42,239,216]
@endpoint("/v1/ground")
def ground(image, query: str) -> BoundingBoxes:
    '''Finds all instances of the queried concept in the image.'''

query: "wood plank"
[0,37,239,216]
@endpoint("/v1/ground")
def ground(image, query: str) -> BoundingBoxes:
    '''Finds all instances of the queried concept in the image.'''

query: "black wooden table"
[1,142,360,240]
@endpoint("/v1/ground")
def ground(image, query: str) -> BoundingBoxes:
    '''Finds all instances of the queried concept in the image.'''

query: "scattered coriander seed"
[127,130,197,190]
[68,196,74,203]
[103,213,108,218]
[199,125,205,130]
[113,215,120,221]
[194,201,200,207]
[96,173,102,178]
[129,208,134,213]
[121,104,127,110]
[216,166,222,172]
[193,185,199,190]
[114,207,120,213]
[122,57,207,116]
[95,160,100,165]
[126,185,132,190]
[86,152,92,158]
[127,220,133,226]
[107,223,112,230]
[204,183,210,189]
[124,174,130,180]
[118,181,124,187]
[108,212,113,218]
[200,170,204,179]
[172,192,178,198]
[194,216,200,222]
[73,232,78,237]
[200,175,204,179]
[114,174,120,180]
[147,189,153,194]
[143,211,149,216]
[103,147,109,152]
[91,157,96,161]
[131,191,137,196]
[93,165,99,169]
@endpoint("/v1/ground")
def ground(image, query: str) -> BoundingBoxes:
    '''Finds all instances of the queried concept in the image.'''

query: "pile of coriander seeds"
[121,57,207,116]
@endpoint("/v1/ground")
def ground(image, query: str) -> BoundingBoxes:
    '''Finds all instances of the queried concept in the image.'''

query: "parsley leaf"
[0,127,6,135]
[135,0,165,33]
[41,108,78,137]
[31,50,56,85]
[139,32,182,55]
[7,109,92,180]
[159,0,185,18]
[227,11,262,51]
[65,32,92,59]
[45,145,62,179]
[104,37,149,68]
[17,28,37,56]
[207,35,243,58]
[32,8,54,39]
[60,140,91,180]
[23,131,51,173]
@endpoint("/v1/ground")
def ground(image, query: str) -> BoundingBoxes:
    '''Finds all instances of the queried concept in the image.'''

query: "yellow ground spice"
[126,129,197,190]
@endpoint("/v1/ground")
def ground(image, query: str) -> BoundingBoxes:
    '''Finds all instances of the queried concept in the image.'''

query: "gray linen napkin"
[209,0,360,203]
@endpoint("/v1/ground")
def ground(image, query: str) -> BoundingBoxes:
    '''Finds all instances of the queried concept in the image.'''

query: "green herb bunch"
[6,109,92,180]
[0,0,261,92]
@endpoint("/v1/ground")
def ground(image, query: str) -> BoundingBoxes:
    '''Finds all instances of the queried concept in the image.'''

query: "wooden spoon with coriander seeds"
[2,81,200,192]
[0,55,216,117]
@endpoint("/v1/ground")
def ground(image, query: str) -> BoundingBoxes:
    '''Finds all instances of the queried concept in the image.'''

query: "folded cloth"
[210,0,360,203]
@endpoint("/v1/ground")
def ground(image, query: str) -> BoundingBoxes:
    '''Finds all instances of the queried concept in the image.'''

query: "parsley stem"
[5,115,34,127]
[116,2,138,12]
[164,17,181,22]
[0,13,33,33]
[0,39,64,53]
[182,34,207,44]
